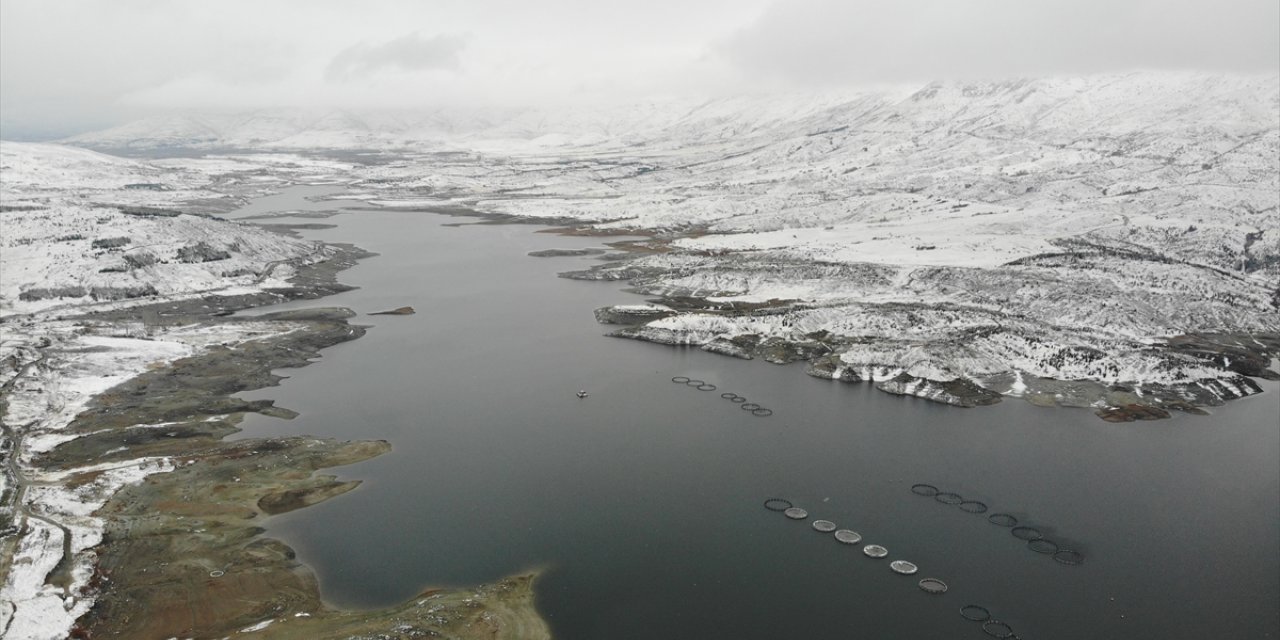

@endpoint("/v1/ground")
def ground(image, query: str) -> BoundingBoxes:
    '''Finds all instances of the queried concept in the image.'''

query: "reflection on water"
[223,185,365,220]
[233,189,1279,640]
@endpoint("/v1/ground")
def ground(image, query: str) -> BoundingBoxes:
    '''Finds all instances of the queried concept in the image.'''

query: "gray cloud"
[718,0,1280,87]
[326,32,468,82]
[2,0,1275,139]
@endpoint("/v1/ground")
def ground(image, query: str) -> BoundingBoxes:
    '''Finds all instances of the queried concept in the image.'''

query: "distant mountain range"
[66,72,1278,155]
[52,70,1280,414]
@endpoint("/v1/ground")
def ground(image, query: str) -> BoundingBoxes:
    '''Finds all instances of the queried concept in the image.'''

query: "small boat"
[576,390,589,398]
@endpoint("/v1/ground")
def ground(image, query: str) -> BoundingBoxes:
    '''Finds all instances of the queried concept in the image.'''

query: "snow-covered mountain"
[66,72,1277,153]
[65,103,692,151]
[58,71,1280,416]
[0,142,346,316]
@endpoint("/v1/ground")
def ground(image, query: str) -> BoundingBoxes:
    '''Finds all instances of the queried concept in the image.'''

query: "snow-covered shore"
[315,72,1278,411]
[0,142,357,639]
[2,68,1276,638]
[53,72,1280,410]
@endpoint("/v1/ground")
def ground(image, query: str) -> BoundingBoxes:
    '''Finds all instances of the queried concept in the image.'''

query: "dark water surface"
[232,189,1279,639]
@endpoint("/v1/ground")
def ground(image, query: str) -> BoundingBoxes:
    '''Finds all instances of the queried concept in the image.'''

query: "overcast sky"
[2,0,1277,138]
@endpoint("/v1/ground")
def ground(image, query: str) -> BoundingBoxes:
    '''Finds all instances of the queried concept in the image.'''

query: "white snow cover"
[239,619,275,633]
[0,142,340,316]
[52,73,1280,394]
[0,317,316,640]
[0,69,1269,635]
[0,323,189,639]
[0,142,343,640]
[342,72,1272,393]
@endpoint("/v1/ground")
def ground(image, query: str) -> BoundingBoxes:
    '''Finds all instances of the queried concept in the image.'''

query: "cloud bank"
[718,0,1280,87]
[1,0,1275,138]
[326,32,468,82]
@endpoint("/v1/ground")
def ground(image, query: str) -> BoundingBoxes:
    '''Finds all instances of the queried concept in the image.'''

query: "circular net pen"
[889,560,919,575]
[1011,526,1043,541]
[696,383,717,391]
[862,544,889,558]
[1053,549,1085,565]
[918,578,948,594]
[987,513,1018,527]
[1028,539,1059,554]
[812,520,837,532]
[959,500,988,514]
[763,498,793,512]
[910,484,939,497]
[834,529,862,545]
[671,376,690,383]
[934,492,964,505]
[960,605,992,622]
[784,507,809,520]
[982,620,1016,639]
[684,379,705,387]
[752,408,774,417]
[721,392,739,399]
[729,396,747,403]
[740,403,762,411]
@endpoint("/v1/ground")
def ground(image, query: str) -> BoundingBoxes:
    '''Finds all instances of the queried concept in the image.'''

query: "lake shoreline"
[2,199,552,638]
[368,197,1280,421]
[194,187,1280,639]
[10,177,1273,638]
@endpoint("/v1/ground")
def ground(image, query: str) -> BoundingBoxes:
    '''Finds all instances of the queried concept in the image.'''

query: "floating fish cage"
[982,620,1016,638]
[987,513,1018,527]
[1027,539,1059,555]
[763,498,793,512]
[889,560,918,575]
[833,529,862,544]
[1011,526,1042,541]
[934,492,964,505]
[1053,549,1084,565]
[911,483,939,497]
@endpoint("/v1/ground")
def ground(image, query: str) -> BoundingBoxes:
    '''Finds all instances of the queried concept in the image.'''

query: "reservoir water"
[231,188,1279,639]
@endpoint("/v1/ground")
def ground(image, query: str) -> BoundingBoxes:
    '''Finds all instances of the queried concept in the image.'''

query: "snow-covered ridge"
[326,71,1278,412]
[67,72,1277,154]
[0,142,335,317]
[56,72,1280,413]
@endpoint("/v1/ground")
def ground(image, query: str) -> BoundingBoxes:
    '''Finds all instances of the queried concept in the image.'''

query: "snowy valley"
[69,72,1279,415]
[3,69,1278,639]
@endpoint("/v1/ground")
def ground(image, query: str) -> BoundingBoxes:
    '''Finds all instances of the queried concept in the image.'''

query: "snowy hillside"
[0,143,332,316]
[342,72,1279,414]
[61,71,1280,414]
[0,142,371,638]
